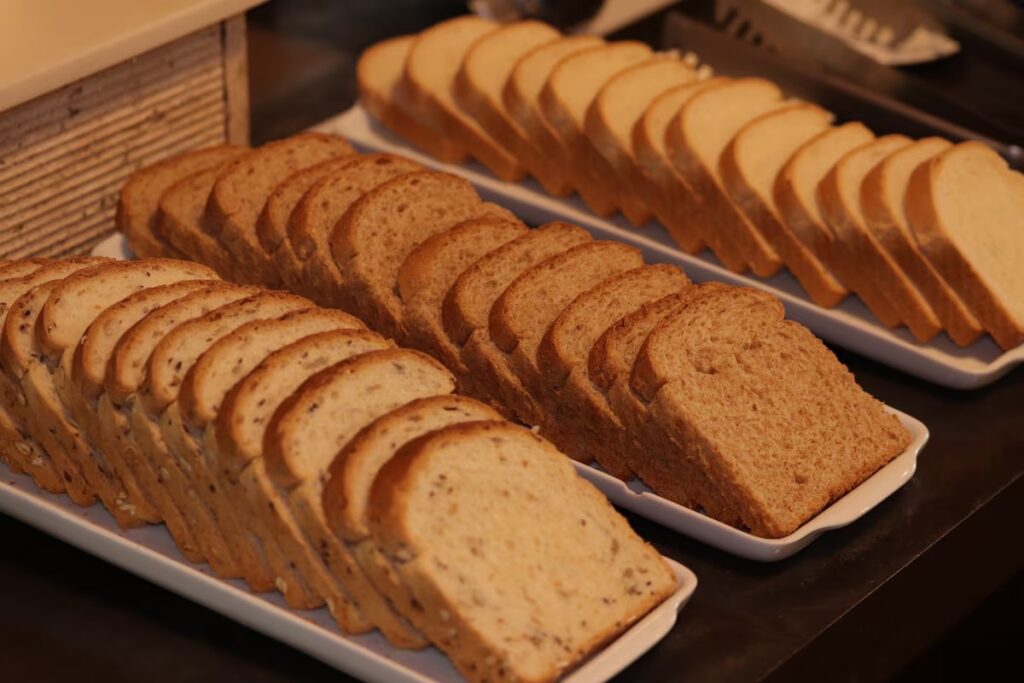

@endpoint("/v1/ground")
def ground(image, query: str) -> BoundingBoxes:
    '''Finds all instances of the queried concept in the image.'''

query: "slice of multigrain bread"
[397,216,526,370]
[536,265,689,479]
[118,145,247,259]
[630,284,910,537]
[366,421,677,683]
[204,133,355,284]
[861,138,982,346]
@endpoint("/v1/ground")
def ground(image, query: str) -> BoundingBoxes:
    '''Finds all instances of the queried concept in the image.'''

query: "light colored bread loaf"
[118,145,246,259]
[666,78,785,274]
[585,54,697,226]
[631,284,910,537]
[718,104,846,307]
[539,42,652,216]
[367,421,677,683]
[503,35,604,196]
[632,77,729,253]
[904,141,1024,350]
[862,138,982,346]
[536,265,689,479]
[403,16,523,181]
[357,35,467,164]
[818,135,943,341]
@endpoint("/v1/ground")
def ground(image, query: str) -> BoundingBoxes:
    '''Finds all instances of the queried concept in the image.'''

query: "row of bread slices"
[356,15,1024,350]
[0,257,678,683]
[119,133,910,539]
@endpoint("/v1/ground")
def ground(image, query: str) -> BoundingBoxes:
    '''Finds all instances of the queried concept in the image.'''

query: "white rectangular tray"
[317,105,1024,390]
[0,460,697,683]
[92,233,928,560]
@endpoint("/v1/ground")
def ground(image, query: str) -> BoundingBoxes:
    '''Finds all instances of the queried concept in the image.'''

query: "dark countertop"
[2,2,1022,681]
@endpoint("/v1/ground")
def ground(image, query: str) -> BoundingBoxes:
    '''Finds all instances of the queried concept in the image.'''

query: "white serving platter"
[0,459,697,683]
[316,105,1024,390]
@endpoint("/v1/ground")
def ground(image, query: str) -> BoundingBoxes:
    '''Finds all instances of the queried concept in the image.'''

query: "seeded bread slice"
[204,133,356,284]
[861,138,982,347]
[155,159,249,279]
[631,78,728,253]
[358,35,466,164]
[536,265,689,479]
[331,171,507,337]
[905,141,1024,350]
[666,78,785,274]
[367,421,677,683]
[403,16,523,181]
[503,35,604,196]
[443,223,592,422]
[289,154,423,304]
[718,104,846,307]
[119,145,246,259]
[631,284,910,537]
[396,216,526,371]
[585,54,697,226]
[818,135,944,341]
[538,42,652,216]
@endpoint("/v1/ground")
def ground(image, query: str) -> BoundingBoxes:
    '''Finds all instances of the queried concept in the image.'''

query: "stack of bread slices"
[117,131,910,539]
[0,256,679,683]
[357,15,1024,351]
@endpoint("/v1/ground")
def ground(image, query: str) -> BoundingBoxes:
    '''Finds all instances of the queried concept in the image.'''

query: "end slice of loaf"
[368,421,677,683]
[631,284,911,537]
[905,141,1024,350]
[862,138,982,346]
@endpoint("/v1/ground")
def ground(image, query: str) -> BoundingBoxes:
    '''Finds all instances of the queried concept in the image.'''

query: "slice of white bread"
[818,135,943,341]
[118,145,245,259]
[632,77,729,253]
[536,265,689,479]
[630,284,910,537]
[209,330,427,647]
[503,35,604,196]
[331,171,512,337]
[289,154,423,304]
[403,16,523,181]
[666,78,785,274]
[774,122,874,292]
[861,138,983,346]
[254,155,365,295]
[454,20,561,188]
[357,35,466,164]
[584,54,697,226]
[397,216,527,371]
[538,42,653,216]
[0,261,47,280]
[905,141,1024,350]
[204,133,356,284]
[366,421,677,683]
[443,222,592,422]
[718,104,847,307]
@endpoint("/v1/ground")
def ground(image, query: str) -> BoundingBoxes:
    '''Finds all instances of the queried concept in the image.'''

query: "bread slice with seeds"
[536,265,689,479]
[118,145,246,259]
[862,138,982,346]
[397,216,526,370]
[204,133,355,284]
[630,284,910,537]
[367,420,677,683]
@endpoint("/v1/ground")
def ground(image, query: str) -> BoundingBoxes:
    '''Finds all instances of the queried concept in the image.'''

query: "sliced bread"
[861,138,982,346]
[818,135,943,340]
[904,141,1024,350]
[666,78,785,274]
[403,16,523,181]
[584,54,697,226]
[630,284,910,537]
[118,145,246,259]
[718,103,846,306]
[366,420,677,683]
